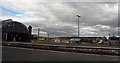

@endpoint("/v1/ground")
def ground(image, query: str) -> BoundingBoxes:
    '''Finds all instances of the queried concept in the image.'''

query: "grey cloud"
[38,2,118,27]
[30,2,118,37]
[1,2,118,37]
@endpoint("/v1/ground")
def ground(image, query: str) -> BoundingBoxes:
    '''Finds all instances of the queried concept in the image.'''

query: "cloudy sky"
[0,0,119,37]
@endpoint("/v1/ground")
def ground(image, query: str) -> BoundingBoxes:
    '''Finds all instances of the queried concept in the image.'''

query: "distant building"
[109,34,119,44]
[80,37,102,43]
[54,37,102,43]
[2,19,32,42]
[54,37,70,43]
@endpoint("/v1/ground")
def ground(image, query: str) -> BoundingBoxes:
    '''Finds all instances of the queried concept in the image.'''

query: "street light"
[76,15,81,37]
[47,33,49,38]
[38,28,40,38]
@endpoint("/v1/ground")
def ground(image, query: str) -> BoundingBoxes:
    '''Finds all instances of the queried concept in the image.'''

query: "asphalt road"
[2,46,119,61]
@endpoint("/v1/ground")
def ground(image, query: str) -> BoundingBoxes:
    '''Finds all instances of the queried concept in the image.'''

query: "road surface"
[2,46,119,61]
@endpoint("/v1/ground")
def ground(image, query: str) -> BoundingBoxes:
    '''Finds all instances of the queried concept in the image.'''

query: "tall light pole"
[47,33,49,38]
[76,15,81,37]
[38,28,40,38]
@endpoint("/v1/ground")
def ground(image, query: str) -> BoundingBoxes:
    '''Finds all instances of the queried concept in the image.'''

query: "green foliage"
[81,38,89,42]
[31,37,55,43]
[101,36,108,42]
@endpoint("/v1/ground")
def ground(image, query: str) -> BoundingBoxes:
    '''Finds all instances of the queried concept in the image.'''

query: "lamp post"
[76,15,81,44]
[76,15,81,37]
[38,28,40,38]
[47,33,49,38]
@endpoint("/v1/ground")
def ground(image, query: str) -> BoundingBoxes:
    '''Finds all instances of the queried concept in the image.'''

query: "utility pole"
[76,15,81,44]
[38,28,40,38]
[48,33,49,38]
[108,33,111,46]
[76,15,81,37]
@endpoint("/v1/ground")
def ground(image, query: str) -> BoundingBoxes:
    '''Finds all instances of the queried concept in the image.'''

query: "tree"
[81,38,89,43]
[102,36,107,42]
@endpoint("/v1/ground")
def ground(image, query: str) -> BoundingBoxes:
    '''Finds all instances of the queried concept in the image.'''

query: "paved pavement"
[2,46,119,61]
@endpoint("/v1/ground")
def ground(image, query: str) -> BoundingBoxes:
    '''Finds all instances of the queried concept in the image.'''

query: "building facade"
[109,35,119,44]
[2,19,32,42]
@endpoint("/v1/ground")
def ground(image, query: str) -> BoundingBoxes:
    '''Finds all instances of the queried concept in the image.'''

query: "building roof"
[2,19,29,33]
[109,36,119,40]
